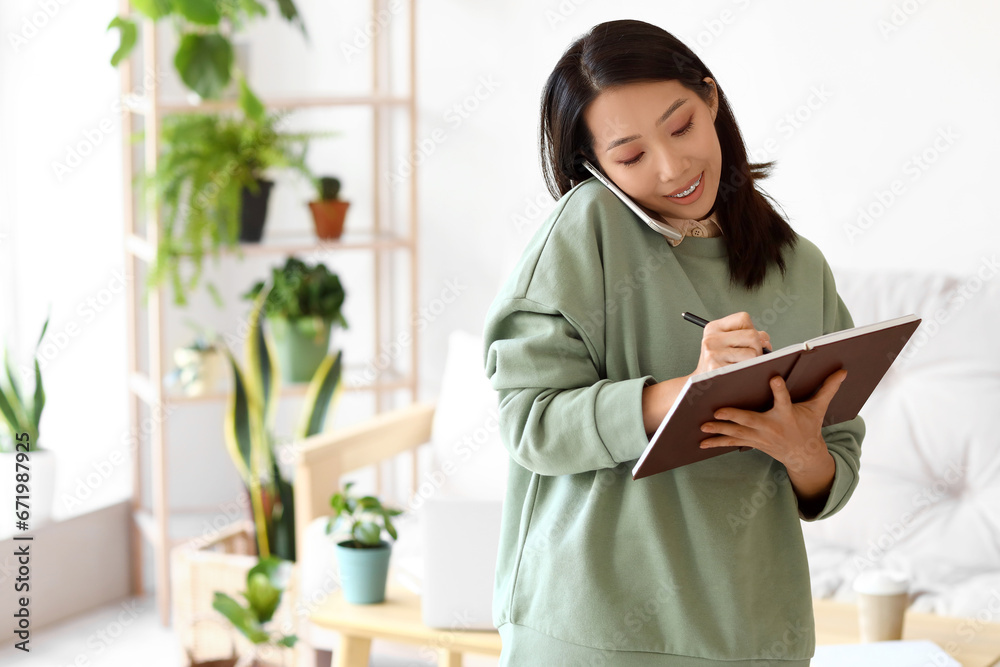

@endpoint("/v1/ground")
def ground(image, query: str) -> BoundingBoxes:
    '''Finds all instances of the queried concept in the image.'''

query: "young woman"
[482,19,865,666]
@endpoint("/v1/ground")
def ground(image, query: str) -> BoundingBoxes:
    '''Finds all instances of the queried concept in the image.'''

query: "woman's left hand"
[698,369,848,472]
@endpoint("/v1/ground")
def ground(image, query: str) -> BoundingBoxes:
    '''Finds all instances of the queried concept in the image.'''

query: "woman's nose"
[654,147,689,185]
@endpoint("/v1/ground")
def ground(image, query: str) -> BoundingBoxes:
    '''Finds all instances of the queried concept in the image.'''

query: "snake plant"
[222,282,343,561]
[0,312,50,453]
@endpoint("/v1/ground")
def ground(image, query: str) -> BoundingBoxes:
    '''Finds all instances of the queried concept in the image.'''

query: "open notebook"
[812,639,960,666]
[632,314,921,480]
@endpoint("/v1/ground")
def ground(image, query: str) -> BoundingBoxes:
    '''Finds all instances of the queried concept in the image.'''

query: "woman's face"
[583,78,721,223]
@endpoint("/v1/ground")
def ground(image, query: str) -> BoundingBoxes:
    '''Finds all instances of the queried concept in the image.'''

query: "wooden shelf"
[123,94,412,116]
[125,230,414,264]
[135,365,413,405]
[121,0,420,628]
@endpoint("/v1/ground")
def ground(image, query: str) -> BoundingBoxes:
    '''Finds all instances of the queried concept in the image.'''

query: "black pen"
[681,311,771,354]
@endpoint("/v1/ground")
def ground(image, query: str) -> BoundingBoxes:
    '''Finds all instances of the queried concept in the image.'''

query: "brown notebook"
[631,314,922,480]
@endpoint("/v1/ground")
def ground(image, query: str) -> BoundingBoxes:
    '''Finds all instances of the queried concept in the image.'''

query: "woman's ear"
[574,151,597,175]
[703,77,719,121]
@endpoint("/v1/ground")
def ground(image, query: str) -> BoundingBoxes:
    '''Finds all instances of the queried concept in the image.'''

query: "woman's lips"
[664,171,705,204]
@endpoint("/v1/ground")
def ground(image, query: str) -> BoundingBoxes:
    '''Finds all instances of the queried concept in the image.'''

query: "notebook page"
[804,313,920,349]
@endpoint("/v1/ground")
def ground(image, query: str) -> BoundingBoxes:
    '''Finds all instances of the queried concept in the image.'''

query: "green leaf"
[328,492,346,515]
[130,0,172,20]
[270,456,296,561]
[238,75,266,123]
[245,571,281,623]
[248,555,290,587]
[273,0,307,37]
[295,349,343,439]
[174,32,233,99]
[211,592,270,644]
[107,17,138,67]
[206,282,225,309]
[29,313,49,440]
[356,522,380,546]
[245,285,279,433]
[384,517,397,541]
[0,362,25,437]
[239,0,268,19]
[172,0,220,25]
[357,496,379,511]
[277,634,298,647]
[1,348,31,436]
[222,350,253,483]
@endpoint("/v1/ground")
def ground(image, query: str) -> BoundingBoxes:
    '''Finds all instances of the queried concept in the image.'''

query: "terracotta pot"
[308,200,350,239]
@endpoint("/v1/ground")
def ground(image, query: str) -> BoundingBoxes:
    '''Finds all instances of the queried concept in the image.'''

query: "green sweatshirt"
[482,177,865,664]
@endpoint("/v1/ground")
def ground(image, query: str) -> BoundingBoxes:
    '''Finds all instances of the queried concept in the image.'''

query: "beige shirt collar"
[661,212,723,247]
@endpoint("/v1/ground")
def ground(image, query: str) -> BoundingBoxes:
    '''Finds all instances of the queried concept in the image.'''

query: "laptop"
[419,496,504,630]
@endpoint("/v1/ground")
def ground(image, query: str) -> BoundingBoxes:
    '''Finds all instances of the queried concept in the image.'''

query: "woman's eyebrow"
[604,98,688,152]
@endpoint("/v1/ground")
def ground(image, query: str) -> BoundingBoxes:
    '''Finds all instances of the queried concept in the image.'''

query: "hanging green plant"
[142,98,327,308]
[107,0,307,110]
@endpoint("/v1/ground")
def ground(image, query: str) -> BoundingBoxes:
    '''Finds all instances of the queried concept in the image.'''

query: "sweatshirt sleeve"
[483,296,656,476]
[799,262,866,521]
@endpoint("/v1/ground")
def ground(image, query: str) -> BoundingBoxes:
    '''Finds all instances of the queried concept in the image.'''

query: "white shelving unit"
[117,0,419,625]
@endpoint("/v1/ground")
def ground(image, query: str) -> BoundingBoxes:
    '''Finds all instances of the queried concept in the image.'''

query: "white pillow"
[427,330,508,501]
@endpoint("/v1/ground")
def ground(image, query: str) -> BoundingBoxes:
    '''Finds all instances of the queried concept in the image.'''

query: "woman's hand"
[697,368,848,473]
[691,312,771,376]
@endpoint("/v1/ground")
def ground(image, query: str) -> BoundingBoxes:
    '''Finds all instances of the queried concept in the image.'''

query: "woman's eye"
[674,119,694,137]
[620,119,695,167]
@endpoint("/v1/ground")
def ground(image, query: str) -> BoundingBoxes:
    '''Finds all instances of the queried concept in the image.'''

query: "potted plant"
[171,321,227,397]
[145,101,320,308]
[307,176,350,240]
[0,311,56,532]
[222,281,344,562]
[242,256,348,384]
[207,555,298,667]
[325,482,404,604]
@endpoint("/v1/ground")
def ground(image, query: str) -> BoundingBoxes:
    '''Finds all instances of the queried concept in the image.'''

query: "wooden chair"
[292,401,503,666]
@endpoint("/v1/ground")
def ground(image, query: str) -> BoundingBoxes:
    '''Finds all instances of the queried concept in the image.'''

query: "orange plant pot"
[308,200,350,239]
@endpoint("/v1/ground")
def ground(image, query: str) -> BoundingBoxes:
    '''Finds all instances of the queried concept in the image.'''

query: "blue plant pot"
[335,540,392,604]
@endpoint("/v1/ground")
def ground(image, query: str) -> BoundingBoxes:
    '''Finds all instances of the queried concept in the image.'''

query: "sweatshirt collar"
[666,234,728,258]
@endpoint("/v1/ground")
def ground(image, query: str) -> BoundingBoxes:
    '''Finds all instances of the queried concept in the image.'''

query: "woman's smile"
[664,171,704,202]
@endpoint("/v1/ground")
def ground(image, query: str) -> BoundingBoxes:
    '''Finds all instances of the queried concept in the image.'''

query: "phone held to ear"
[581,159,684,242]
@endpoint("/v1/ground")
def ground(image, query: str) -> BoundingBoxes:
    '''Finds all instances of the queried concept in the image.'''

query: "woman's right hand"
[691,311,772,376]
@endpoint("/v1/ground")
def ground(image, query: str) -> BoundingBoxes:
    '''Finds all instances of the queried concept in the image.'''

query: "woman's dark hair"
[540,19,797,292]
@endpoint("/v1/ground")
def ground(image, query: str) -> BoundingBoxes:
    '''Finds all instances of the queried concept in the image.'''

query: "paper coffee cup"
[852,569,910,642]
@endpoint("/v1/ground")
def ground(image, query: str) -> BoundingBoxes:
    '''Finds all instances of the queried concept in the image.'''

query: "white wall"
[0,0,997,592]
[1,0,128,518]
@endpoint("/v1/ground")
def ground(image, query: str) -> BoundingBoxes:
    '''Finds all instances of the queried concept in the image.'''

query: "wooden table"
[309,579,501,667]
[309,586,1000,667]
[814,598,1000,667]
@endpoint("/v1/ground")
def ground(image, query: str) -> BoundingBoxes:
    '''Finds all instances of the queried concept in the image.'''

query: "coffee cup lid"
[853,569,910,595]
